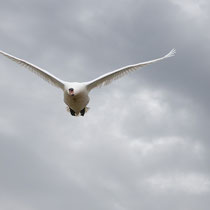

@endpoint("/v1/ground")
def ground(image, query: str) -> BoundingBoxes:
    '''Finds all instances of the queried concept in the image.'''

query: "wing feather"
[86,49,176,91]
[0,50,65,89]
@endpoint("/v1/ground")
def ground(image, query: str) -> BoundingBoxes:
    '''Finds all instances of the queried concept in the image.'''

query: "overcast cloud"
[0,0,210,210]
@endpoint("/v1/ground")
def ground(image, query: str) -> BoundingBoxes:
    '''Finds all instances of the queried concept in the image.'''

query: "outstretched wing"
[86,49,176,91]
[0,50,65,90]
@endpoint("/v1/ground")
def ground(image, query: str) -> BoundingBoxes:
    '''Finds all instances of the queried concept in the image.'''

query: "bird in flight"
[0,49,175,116]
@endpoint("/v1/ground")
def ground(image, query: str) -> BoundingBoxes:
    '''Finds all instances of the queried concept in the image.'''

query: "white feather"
[0,50,65,89]
[86,49,176,91]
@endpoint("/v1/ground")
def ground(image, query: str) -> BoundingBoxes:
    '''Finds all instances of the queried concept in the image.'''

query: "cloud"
[170,0,207,20]
[0,0,210,210]
[146,173,210,194]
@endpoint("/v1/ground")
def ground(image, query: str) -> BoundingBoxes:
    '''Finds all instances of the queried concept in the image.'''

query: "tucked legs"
[69,108,76,116]
[80,108,86,116]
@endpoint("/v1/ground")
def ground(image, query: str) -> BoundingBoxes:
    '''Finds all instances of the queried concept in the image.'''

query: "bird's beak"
[69,90,74,96]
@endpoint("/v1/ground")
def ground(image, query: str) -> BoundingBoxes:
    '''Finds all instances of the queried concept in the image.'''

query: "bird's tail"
[85,107,90,113]
[66,106,70,112]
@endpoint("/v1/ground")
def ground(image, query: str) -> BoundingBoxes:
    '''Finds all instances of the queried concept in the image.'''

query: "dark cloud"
[0,0,210,210]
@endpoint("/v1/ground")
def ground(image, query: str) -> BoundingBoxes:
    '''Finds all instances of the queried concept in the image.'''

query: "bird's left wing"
[0,50,65,90]
[86,49,176,91]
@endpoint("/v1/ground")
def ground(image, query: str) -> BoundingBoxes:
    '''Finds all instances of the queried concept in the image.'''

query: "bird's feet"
[69,108,76,116]
[80,108,86,116]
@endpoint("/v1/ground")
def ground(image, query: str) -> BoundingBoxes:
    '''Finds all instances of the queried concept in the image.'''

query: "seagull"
[0,49,175,116]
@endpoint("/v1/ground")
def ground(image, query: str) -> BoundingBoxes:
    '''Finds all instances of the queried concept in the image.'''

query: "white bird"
[0,49,175,116]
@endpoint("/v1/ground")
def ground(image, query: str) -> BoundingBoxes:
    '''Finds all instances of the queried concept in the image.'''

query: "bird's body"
[63,82,89,115]
[0,49,176,116]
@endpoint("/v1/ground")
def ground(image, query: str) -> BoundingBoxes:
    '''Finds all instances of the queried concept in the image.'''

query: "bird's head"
[65,82,87,97]
[68,88,75,96]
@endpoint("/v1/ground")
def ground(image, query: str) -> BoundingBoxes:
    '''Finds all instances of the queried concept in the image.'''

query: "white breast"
[63,83,90,114]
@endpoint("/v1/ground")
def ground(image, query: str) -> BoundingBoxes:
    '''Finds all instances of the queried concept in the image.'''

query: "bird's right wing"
[0,50,65,90]
[86,49,176,91]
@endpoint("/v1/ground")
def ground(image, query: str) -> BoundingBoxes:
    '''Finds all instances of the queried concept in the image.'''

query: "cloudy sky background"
[0,0,210,209]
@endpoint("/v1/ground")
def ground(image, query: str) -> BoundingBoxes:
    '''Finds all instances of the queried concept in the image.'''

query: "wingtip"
[0,50,8,56]
[165,48,176,58]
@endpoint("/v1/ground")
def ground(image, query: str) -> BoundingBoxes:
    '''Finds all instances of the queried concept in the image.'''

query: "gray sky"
[0,0,210,209]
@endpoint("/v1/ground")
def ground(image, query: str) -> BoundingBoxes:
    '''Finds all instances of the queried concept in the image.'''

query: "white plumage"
[0,49,175,116]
